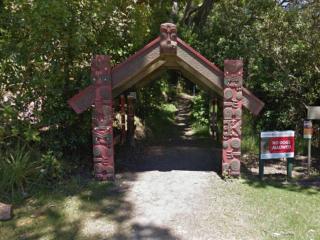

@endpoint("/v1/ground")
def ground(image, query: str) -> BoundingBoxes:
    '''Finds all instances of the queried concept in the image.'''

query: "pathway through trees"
[111,95,257,239]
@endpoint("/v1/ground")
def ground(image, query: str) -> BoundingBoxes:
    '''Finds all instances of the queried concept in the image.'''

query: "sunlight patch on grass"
[240,179,320,240]
[190,123,210,138]
[145,103,179,141]
[161,103,178,113]
[0,179,121,240]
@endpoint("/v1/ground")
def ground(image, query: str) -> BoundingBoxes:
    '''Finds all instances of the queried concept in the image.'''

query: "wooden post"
[120,95,126,144]
[91,55,114,181]
[307,138,312,175]
[127,93,136,147]
[222,60,243,177]
[211,97,217,141]
[304,119,313,175]
[259,135,264,179]
[287,158,293,179]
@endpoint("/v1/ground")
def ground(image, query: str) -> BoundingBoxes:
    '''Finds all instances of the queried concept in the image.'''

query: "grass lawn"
[0,176,125,240]
[0,174,319,240]
[240,178,320,240]
[144,102,179,142]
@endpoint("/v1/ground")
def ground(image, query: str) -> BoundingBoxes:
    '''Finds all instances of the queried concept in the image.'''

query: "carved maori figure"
[91,55,109,82]
[160,23,177,55]
[91,55,114,181]
[222,60,243,176]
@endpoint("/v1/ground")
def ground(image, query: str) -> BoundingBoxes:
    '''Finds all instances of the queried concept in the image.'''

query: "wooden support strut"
[91,55,114,181]
[222,60,243,176]
[127,94,135,147]
[120,95,126,144]
[211,97,218,142]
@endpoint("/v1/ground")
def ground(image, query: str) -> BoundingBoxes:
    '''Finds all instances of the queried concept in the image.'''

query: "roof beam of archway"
[112,37,162,96]
[176,39,264,115]
[68,23,264,116]
[111,39,264,115]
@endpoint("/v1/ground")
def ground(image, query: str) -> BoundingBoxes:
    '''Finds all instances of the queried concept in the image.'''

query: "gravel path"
[113,95,257,240]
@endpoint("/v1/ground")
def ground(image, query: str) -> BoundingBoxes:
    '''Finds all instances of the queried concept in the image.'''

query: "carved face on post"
[224,60,243,77]
[91,55,111,82]
[224,60,243,89]
[160,23,177,55]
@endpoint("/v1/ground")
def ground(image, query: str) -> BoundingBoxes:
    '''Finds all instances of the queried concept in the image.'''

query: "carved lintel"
[160,23,177,55]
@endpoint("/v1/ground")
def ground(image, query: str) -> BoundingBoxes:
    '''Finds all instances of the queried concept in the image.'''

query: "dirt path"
[113,95,257,240]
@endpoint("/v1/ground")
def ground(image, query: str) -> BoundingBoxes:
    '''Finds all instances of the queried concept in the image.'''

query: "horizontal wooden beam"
[68,84,95,114]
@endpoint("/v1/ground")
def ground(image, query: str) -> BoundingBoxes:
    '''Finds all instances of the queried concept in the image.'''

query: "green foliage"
[144,102,179,141]
[191,124,210,138]
[295,137,307,155]
[0,1,170,185]
[39,151,64,182]
[181,0,320,132]
[241,136,259,155]
[191,93,210,126]
[161,103,178,114]
[136,76,172,117]
[241,110,259,154]
[0,144,39,199]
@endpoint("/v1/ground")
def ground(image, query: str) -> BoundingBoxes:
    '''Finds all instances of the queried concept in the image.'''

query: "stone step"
[0,202,12,221]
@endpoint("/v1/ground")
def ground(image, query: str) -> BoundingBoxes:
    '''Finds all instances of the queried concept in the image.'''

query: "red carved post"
[120,95,126,144]
[91,55,114,181]
[222,60,243,176]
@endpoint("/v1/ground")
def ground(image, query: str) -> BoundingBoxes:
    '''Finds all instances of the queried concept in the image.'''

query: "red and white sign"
[260,131,295,159]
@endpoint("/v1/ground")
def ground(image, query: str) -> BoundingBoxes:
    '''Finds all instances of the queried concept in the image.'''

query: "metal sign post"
[304,120,313,175]
[308,139,312,175]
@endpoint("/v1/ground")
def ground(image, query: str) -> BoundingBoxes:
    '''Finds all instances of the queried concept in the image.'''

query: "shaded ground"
[242,153,320,185]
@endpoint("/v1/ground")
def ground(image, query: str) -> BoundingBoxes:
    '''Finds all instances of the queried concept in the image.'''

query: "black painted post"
[259,135,264,179]
[287,158,293,179]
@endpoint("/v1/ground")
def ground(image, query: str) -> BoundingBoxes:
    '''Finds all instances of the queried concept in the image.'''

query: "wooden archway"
[68,23,264,180]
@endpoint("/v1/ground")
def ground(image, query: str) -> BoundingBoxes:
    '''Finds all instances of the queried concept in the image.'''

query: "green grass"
[242,135,259,154]
[240,178,320,240]
[144,103,179,142]
[191,123,210,138]
[0,176,124,240]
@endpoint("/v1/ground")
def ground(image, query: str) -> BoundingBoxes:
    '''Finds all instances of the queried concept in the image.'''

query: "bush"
[191,93,210,126]
[0,144,39,199]
[39,151,64,182]
[241,136,259,154]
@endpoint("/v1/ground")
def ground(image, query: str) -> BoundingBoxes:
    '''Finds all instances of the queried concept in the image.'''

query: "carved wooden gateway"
[68,23,264,180]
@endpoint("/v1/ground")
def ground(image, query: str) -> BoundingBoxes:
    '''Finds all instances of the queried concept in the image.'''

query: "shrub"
[191,93,210,126]
[0,144,39,199]
[39,151,64,182]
